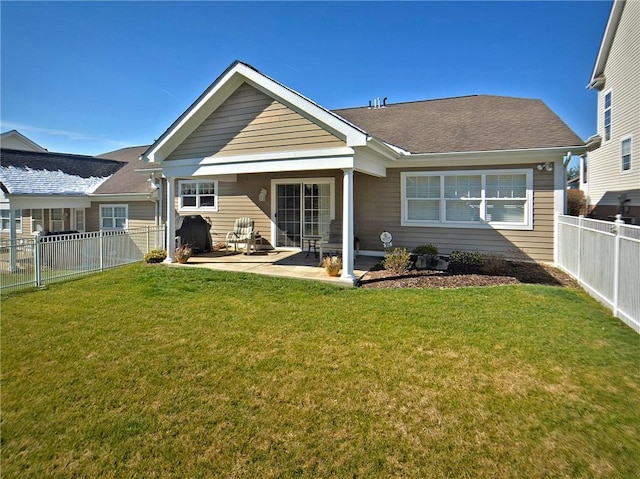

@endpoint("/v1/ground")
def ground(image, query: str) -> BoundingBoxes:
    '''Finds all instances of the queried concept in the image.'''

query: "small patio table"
[302,235,323,258]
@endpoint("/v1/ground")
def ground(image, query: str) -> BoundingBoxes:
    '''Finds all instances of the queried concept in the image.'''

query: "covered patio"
[171,249,381,286]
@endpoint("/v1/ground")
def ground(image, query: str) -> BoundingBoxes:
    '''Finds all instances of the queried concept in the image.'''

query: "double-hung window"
[100,205,128,230]
[1,209,22,233]
[31,209,44,233]
[179,180,218,211]
[622,137,632,172]
[402,169,532,230]
[50,208,64,232]
[604,91,612,141]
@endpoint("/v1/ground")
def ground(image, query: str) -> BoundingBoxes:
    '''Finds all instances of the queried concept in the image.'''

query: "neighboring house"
[0,139,160,243]
[0,130,47,152]
[585,0,640,222]
[94,146,162,231]
[142,60,586,281]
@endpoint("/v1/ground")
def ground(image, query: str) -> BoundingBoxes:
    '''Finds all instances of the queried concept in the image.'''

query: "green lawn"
[2,264,639,478]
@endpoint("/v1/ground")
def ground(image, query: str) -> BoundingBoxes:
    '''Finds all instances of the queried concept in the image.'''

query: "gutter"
[398,145,589,160]
[89,192,159,202]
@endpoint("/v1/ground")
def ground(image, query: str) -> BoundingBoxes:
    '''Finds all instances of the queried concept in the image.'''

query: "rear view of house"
[142,60,586,281]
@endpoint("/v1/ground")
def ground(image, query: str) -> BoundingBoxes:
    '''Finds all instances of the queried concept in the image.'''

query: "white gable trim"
[144,61,369,163]
[589,0,626,89]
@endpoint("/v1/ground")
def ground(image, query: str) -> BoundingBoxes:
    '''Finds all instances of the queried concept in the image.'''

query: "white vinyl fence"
[556,214,640,333]
[0,226,166,293]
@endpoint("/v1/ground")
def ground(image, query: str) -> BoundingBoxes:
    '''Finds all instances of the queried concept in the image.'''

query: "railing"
[0,226,166,294]
[556,214,640,333]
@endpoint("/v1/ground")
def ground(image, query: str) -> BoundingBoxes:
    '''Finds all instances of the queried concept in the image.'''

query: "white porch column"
[340,168,356,283]
[164,177,176,263]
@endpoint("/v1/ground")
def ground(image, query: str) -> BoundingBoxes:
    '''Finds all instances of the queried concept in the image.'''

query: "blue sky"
[2,1,612,158]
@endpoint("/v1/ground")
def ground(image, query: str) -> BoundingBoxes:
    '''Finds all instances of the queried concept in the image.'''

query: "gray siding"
[174,165,555,262]
[86,201,157,232]
[168,83,345,161]
[178,171,344,248]
[588,1,640,208]
[354,165,555,262]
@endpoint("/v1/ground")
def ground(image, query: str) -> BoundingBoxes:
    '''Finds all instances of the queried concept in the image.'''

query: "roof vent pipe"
[368,100,372,109]
[383,97,387,107]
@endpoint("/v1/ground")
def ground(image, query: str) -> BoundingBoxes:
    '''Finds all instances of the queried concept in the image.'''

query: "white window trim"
[100,204,128,231]
[401,169,534,230]
[0,209,22,233]
[621,135,632,173]
[178,179,219,212]
[603,89,612,142]
[50,208,64,232]
[31,209,44,233]
[73,208,86,232]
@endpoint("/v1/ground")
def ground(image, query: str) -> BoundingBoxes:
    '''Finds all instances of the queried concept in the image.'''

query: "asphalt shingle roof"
[96,146,157,194]
[0,148,124,177]
[335,95,584,154]
[0,149,125,195]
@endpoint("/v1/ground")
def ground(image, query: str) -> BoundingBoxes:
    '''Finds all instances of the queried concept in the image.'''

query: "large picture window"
[402,169,533,230]
[100,205,128,230]
[179,180,218,211]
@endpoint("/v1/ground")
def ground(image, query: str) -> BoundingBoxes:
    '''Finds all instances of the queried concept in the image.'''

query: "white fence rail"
[556,214,640,333]
[0,226,166,293]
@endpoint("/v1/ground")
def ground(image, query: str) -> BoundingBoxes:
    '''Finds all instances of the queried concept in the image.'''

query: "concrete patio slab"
[169,250,381,286]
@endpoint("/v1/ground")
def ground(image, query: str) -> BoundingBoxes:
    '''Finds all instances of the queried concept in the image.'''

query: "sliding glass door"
[274,180,333,248]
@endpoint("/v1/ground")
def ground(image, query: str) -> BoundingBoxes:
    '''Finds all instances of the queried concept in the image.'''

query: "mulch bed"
[358,261,577,289]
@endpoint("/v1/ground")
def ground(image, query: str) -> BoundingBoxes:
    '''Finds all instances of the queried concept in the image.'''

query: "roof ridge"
[334,94,540,111]
[1,148,124,165]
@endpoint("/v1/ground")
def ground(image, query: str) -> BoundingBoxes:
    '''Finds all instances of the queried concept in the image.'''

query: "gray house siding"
[354,165,555,262]
[167,83,345,161]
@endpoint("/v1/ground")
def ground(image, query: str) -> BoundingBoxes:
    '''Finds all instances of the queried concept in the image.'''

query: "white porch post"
[340,168,356,283]
[164,177,176,263]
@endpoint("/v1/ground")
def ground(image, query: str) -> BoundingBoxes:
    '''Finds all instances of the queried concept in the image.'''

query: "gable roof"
[1,130,47,152]
[589,0,626,88]
[143,60,370,162]
[0,148,124,195]
[335,95,584,154]
[95,146,158,195]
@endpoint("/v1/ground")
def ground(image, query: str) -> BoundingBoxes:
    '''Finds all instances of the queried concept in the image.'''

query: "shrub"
[482,254,506,275]
[413,243,439,255]
[383,247,411,274]
[567,189,587,216]
[144,249,167,263]
[448,250,484,274]
[449,250,484,266]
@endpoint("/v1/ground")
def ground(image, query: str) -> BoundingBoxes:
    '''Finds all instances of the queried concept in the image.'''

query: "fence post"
[612,214,624,317]
[34,234,42,287]
[99,230,104,272]
[554,213,559,266]
[146,226,150,253]
[578,215,584,283]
